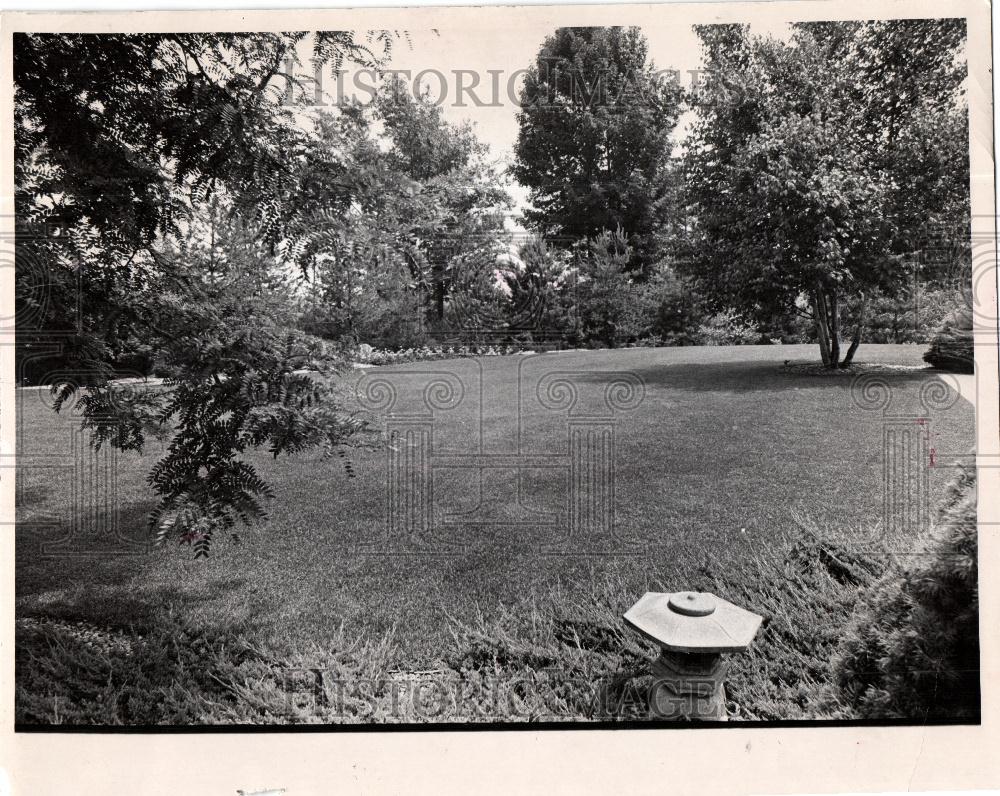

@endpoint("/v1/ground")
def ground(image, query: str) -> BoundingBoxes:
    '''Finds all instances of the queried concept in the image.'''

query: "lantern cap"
[624,591,762,653]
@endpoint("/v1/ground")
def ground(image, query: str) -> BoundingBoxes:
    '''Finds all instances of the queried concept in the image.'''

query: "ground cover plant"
[11,523,898,724]
[15,344,973,723]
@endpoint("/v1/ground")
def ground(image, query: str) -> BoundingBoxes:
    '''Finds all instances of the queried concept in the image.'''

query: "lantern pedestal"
[624,591,762,722]
[649,650,729,721]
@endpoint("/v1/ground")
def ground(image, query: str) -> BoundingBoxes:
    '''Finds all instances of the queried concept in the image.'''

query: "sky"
[369,25,706,161]
[332,22,791,157]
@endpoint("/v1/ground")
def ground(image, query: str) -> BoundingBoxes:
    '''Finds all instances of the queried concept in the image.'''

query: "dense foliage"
[292,81,510,347]
[832,460,979,719]
[923,307,975,372]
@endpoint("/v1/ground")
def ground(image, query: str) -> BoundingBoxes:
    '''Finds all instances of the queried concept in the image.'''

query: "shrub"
[696,310,763,346]
[923,307,974,372]
[866,287,961,344]
[640,269,706,346]
[572,230,646,348]
[830,459,979,719]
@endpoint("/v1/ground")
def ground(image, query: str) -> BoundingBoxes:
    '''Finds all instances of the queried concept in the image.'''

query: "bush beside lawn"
[923,308,975,373]
[831,459,979,720]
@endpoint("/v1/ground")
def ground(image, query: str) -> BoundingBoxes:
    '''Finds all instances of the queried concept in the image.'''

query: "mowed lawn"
[15,344,974,664]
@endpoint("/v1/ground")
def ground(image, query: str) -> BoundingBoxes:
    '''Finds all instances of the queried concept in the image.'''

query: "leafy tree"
[512,27,682,274]
[15,32,398,552]
[86,211,366,555]
[799,20,969,281]
[14,33,398,259]
[680,21,968,367]
[374,80,483,181]
[284,81,510,338]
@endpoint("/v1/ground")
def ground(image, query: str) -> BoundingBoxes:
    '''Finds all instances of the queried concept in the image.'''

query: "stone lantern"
[624,591,762,721]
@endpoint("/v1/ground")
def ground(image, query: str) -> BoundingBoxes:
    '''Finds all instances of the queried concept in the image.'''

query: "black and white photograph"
[2,0,996,760]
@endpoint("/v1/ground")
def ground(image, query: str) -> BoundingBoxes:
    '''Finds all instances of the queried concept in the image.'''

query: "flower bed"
[353,343,531,366]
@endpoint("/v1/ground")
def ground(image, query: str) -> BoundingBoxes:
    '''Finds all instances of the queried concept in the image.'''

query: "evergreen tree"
[512,27,682,275]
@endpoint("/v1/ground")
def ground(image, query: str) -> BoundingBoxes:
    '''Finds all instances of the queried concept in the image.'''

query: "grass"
[15,343,975,723]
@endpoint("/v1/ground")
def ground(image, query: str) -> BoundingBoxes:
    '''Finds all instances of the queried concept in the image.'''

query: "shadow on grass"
[16,569,257,633]
[570,359,944,396]
[15,500,268,633]
[16,499,155,562]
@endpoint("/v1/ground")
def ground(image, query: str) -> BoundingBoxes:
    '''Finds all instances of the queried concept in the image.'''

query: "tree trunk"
[814,283,868,368]
[840,294,867,368]
[813,285,833,368]
[434,264,445,321]
[828,289,840,366]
